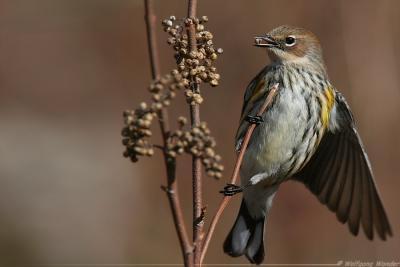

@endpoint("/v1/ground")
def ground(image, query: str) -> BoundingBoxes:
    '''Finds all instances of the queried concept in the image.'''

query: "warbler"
[223,25,392,264]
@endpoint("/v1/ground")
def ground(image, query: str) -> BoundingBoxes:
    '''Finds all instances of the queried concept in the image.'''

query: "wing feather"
[295,91,392,240]
[319,133,345,205]
[347,149,362,236]
[360,152,373,239]
[336,144,355,223]
[327,133,351,211]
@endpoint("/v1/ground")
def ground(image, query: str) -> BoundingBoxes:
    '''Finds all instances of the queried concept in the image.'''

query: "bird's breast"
[241,84,323,183]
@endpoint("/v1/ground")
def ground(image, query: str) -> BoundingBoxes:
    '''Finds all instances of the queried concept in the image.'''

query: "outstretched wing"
[295,92,392,240]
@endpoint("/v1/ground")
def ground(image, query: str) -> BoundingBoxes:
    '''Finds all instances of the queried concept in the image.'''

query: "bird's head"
[255,25,324,68]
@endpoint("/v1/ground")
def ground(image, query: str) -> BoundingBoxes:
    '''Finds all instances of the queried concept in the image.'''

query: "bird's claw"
[220,183,243,196]
[245,115,264,125]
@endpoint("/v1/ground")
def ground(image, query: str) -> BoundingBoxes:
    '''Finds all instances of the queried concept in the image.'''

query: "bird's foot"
[220,183,243,196]
[245,115,264,125]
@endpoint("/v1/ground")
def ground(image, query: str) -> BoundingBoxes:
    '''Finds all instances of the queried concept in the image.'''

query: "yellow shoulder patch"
[320,86,335,128]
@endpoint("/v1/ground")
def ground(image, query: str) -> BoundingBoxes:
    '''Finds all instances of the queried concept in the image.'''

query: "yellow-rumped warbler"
[223,25,392,264]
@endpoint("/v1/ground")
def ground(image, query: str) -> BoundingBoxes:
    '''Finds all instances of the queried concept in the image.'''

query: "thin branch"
[144,0,160,79]
[186,0,203,266]
[187,0,198,19]
[200,83,280,264]
[144,1,193,266]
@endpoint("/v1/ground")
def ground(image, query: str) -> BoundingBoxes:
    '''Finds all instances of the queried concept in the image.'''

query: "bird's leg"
[220,183,244,196]
[245,115,264,125]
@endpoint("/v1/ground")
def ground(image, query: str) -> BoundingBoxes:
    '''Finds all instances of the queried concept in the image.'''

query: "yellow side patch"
[320,86,335,128]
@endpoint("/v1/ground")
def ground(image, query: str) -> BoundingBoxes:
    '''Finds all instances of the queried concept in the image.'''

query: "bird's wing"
[235,66,270,152]
[295,91,392,240]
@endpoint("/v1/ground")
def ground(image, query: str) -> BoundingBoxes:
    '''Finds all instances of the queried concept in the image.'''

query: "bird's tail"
[223,200,265,264]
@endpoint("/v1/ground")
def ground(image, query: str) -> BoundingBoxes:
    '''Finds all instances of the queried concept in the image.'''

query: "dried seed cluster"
[122,103,155,162]
[122,15,224,177]
[166,117,224,179]
[148,71,185,112]
[122,71,186,162]
[162,15,223,105]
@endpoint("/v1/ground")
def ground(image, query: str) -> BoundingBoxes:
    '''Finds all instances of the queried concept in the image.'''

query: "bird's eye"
[285,36,296,46]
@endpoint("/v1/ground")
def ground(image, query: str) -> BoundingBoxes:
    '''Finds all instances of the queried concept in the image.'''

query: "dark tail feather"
[245,219,265,264]
[223,201,252,257]
[224,200,265,264]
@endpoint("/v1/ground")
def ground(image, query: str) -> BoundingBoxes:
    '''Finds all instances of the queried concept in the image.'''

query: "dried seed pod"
[194,77,202,84]
[196,24,204,31]
[178,116,187,126]
[192,59,200,66]
[184,18,193,25]
[147,148,154,156]
[201,16,209,22]
[169,91,176,98]
[165,20,173,27]
[210,79,219,87]
[204,31,213,40]
[168,150,177,158]
[162,19,171,26]
[214,172,222,179]
[167,37,176,44]
[189,51,197,59]
[179,48,187,55]
[185,90,193,97]
[139,102,147,110]
[194,94,204,104]
[152,94,161,101]
[197,52,205,60]
[200,72,208,80]
[181,79,190,87]
[151,102,163,111]
[190,68,198,76]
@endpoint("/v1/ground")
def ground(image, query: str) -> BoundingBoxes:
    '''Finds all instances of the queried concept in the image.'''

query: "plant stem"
[186,0,203,265]
[199,83,280,264]
[144,1,193,266]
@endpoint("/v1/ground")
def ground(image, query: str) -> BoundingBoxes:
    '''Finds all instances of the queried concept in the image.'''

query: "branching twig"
[186,0,203,265]
[142,0,260,265]
[200,83,280,264]
[144,1,193,266]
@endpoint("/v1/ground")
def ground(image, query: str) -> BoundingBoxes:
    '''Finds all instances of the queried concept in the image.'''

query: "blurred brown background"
[0,0,399,265]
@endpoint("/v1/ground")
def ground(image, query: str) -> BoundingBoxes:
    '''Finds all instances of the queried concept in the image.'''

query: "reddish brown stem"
[191,105,202,266]
[200,83,280,264]
[186,0,204,266]
[144,0,160,79]
[144,1,193,266]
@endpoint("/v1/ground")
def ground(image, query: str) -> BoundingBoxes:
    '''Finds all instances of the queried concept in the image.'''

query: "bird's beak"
[254,35,279,48]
